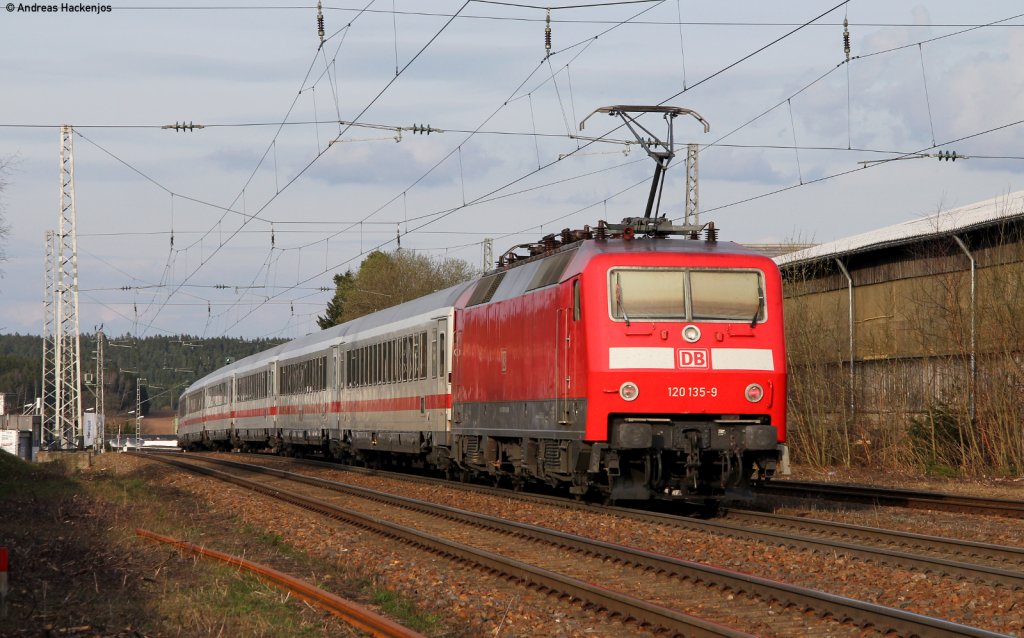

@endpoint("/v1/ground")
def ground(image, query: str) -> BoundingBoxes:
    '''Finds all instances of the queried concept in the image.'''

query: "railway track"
[214,452,1024,591]
[720,509,1024,577]
[139,452,1009,638]
[754,480,1024,519]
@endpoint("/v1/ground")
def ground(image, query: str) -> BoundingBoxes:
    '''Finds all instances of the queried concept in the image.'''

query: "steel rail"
[141,453,756,638]
[209,452,1024,589]
[135,528,424,638]
[723,509,1024,569]
[755,480,1024,518]
[143,452,1010,638]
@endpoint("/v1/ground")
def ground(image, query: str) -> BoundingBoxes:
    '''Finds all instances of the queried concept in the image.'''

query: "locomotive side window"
[573,279,581,321]
[690,271,763,322]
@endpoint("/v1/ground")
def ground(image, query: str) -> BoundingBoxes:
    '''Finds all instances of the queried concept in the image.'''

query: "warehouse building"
[775,192,1024,473]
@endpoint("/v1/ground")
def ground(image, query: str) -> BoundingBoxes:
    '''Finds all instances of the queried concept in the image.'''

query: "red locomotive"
[178,106,787,503]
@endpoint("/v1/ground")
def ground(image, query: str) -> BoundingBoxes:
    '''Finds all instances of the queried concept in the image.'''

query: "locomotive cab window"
[690,271,763,322]
[609,268,765,323]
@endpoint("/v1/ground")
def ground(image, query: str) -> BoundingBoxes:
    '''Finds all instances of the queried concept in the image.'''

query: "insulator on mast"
[317,1,325,44]
[544,9,551,57]
[843,17,850,62]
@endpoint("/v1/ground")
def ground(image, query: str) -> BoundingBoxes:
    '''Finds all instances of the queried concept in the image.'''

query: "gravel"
[212,454,1024,636]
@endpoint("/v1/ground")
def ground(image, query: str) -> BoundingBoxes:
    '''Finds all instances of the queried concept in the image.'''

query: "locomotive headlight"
[619,382,640,401]
[682,324,701,343]
[745,383,764,403]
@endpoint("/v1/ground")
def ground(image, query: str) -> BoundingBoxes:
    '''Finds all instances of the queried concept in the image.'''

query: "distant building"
[0,393,16,416]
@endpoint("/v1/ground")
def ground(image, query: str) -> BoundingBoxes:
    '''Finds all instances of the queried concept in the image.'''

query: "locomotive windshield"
[609,268,764,323]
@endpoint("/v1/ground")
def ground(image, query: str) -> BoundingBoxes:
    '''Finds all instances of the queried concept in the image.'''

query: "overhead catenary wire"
[225,0,843,334]
[79,0,856,339]
[110,4,1024,29]
[106,2,455,337]
[54,3,1024,339]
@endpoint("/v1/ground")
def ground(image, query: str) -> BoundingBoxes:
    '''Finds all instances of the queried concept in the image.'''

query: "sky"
[1,1,1023,340]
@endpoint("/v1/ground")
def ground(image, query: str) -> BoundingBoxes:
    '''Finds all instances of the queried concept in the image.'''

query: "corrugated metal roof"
[742,243,816,258]
[775,191,1024,267]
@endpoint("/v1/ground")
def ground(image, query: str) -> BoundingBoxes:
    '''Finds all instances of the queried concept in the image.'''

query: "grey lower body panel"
[453,399,587,439]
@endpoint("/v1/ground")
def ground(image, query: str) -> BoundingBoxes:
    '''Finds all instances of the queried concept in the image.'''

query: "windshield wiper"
[751,284,764,328]
[615,273,631,327]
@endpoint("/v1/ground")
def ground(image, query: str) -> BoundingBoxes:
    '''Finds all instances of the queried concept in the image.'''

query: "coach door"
[330,344,341,432]
[435,318,451,432]
[269,360,277,431]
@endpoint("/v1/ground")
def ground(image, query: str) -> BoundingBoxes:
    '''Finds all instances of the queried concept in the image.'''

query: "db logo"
[677,349,709,368]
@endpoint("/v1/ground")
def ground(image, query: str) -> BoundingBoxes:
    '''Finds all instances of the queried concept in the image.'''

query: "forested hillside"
[0,334,285,413]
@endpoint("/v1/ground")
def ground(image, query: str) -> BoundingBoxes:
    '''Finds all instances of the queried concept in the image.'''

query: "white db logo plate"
[677,349,709,368]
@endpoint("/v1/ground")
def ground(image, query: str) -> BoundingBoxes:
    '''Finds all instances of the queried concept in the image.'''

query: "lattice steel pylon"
[482,238,493,272]
[52,125,84,449]
[95,330,105,452]
[41,230,58,447]
[684,143,699,226]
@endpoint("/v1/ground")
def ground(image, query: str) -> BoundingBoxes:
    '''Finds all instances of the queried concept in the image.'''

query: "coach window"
[412,335,420,380]
[399,338,407,381]
[438,333,447,379]
[373,343,379,386]
[690,271,763,322]
[430,330,438,378]
[420,332,428,379]
[364,346,370,385]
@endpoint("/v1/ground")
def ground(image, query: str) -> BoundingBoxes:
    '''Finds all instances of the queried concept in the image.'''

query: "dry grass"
[0,451,428,637]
